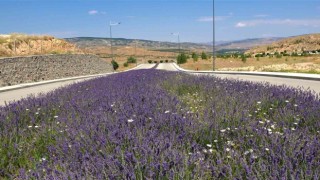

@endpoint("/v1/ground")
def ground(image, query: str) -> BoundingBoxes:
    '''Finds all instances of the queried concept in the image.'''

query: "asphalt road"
[156,63,320,94]
[0,78,94,106]
[0,64,159,106]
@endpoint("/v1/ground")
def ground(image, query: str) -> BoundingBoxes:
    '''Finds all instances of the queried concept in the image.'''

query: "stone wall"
[0,54,113,87]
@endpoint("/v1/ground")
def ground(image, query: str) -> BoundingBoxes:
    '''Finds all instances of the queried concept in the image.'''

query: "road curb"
[0,63,153,93]
[171,63,320,81]
[0,72,115,93]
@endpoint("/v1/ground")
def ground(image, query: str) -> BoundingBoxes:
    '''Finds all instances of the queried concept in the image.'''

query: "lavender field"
[0,69,319,179]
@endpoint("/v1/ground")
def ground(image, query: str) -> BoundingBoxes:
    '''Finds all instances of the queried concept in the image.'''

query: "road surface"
[0,78,95,106]
[0,64,158,106]
[155,63,320,94]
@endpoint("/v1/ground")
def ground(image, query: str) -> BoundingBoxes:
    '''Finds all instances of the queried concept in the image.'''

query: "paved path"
[156,63,178,71]
[0,78,95,106]
[0,64,156,106]
[212,74,320,94]
[156,63,320,94]
[129,64,156,70]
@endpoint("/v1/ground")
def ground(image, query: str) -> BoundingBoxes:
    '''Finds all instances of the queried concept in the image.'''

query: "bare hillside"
[0,34,82,57]
[246,34,320,55]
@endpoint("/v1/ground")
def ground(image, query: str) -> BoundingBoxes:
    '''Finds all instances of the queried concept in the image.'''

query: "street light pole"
[135,40,137,66]
[109,21,121,62]
[178,34,181,55]
[212,0,216,71]
[171,33,180,54]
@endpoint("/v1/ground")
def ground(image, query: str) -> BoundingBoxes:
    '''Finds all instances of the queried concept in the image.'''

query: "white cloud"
[235,19,320,28]
[235,22,247,27]
[198,14,233,22]
[198,16,213,22]
[88,10,98,15]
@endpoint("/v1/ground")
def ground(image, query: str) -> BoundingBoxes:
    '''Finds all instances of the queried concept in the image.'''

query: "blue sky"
[0,0,319,42]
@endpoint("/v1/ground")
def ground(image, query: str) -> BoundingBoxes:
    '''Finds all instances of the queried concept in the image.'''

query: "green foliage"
[111,60,119,70]
[276,54,282,58]
[191,52,199,62]
[160,60,163,63]
[127,56,137,64]
[154,61,158,64]
[148,60,152,64]
[123,62,129,67]
[201,52,208,60]
[177,53,188,64]
[165,60,169,63]
[241,55,247,63]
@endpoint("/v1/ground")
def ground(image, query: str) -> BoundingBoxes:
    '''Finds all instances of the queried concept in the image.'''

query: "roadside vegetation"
[0,70,319,179]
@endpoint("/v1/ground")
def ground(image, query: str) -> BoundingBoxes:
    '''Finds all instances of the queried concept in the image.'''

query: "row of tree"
[177,52,211,64]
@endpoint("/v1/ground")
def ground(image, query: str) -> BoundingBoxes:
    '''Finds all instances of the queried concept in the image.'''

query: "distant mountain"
[64,37,285,54]
[65,37,212,52]
[246,34,320,54]
[216,37,283,51]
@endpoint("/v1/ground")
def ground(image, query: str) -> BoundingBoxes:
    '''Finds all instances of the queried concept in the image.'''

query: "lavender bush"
[0,69,319,179]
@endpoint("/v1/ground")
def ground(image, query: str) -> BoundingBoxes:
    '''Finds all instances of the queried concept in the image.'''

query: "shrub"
[201,52,208,60]
[165,60,169,63]
[177,53,188,64]
[192,52,199,62]
[111,60,119,70]
[154,61,158,64]
[241,55,247,63]
[148,60,152,64]
[123,62,129,67]
[160,60,163,63]
[127,56,137,64]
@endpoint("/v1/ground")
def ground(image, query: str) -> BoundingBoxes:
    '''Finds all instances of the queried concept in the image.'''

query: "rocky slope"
[0,34,81,57]
[246,34,320,55]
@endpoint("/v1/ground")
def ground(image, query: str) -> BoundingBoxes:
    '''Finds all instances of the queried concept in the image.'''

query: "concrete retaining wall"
[0,54,113,87]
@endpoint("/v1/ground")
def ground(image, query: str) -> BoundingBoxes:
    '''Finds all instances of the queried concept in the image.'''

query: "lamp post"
[109,21,121,63]
[212,0,216,71]
[135,40,137,66]
[171,32,181,55]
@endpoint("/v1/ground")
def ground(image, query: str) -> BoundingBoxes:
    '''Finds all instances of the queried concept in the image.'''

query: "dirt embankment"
[0,34,82,57]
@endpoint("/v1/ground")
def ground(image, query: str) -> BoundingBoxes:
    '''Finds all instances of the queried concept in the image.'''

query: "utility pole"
[171,33,180,54]
[109,21,121,62]
[212,0,216,71]
[135,40,137,66]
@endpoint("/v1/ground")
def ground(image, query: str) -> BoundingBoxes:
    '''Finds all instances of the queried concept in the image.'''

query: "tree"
[177,53,188,64]
[241,55,247,63]
[127,56,137,64]
[201,52,208,60]
[111,60,119,70]
[192,52,199,62]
